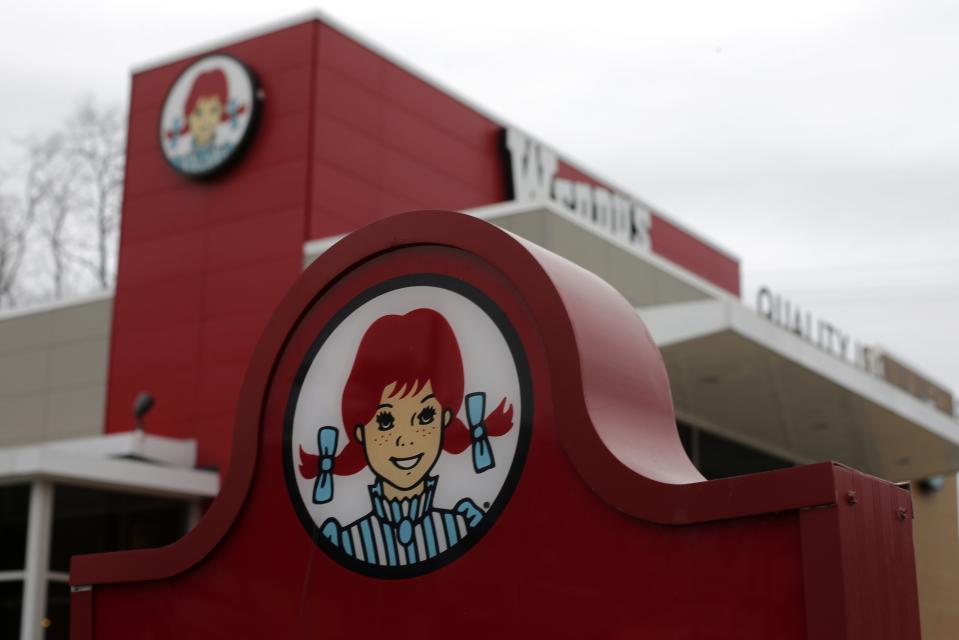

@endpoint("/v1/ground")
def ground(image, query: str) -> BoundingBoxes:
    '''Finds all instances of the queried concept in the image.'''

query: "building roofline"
[472,200,740,301]
[131,10,741,265]
[0,290,113,323]
[0,433,218,499]
[130,10,325,75]
[641,298,959,442]
[304,201,740,303]
[872,344,956,405]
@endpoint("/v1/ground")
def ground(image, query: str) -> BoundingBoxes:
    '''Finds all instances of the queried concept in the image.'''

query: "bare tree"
[0,143,56,307]
[0,174,31,308]
[42,139,79,298]
[63,101,125,291]
[0,100,125,306]
[23,132,77,299]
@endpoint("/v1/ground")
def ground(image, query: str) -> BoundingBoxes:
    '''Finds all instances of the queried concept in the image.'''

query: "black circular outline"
[281,274,533,579]
[157,52,263,180]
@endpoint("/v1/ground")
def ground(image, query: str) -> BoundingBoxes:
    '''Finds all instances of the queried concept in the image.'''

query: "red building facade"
[107,20,739,471]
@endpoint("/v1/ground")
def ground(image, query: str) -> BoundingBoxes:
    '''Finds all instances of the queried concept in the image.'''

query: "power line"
[746,258,959,275]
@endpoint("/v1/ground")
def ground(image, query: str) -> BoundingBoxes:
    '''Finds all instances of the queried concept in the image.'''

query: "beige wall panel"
[0,393,47,446]
[496,211,710,307]
[912,476,959,640]
[494,213,549,245]
[0,314,55,354]
[45,384,107,439]
[48,339,110,388]
[51,299,112,343]
[0,350,50,396]
[0,296,112,447]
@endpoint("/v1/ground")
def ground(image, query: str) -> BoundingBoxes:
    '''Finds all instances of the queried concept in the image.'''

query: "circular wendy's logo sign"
[283,275,532,578]
[159,54,261,178]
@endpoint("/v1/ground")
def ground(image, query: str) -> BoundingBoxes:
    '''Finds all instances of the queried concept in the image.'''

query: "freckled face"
[188,95,223,145]
[355,380,449,491]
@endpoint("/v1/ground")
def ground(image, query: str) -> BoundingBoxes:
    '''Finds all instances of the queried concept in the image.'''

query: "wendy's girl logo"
[283,275,532,578]
[158,54,260,178]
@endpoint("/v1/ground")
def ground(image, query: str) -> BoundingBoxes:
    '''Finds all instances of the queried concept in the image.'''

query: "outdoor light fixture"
[133,392,155,432]
[918,474,946,494]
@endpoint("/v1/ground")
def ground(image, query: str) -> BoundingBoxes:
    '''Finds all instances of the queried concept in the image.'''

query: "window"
[1,482,191,638]
[49,486,190,573]
[0,485,29,571]
[678,422,793,479]
[0,580,23,638]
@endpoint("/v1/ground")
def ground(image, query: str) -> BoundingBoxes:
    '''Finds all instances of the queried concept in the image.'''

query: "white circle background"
[159,54,255,163]
[289,286,523,528]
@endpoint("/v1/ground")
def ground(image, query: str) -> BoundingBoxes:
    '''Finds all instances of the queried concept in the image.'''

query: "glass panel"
[49,486,189,573]
[0,580,22,638]
[44,581,70,640]
[677,422,694,461]
[696,429,793,479]
[0,484,29,571]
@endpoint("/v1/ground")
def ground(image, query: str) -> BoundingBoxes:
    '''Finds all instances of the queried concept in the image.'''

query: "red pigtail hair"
[441,398,514,455]
[297,309,516,480]
[299,439,366,479]
[165,67,246,139]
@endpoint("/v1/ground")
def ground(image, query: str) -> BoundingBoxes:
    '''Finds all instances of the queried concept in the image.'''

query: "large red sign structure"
[73,211,920,639]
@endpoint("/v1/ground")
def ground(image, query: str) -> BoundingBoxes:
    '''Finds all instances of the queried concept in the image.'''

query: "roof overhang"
[468,200,733,306]
[641,299,959,481]
[0,432,219,499]
[304,200,735,307]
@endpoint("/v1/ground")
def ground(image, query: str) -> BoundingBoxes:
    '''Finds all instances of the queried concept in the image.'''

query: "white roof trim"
[0,447,218,499]
[0,290,113,323]
[0,432,217,499]
[41,431,198,468]
[304,201,740,304]
[302,201,566,261]
[468,200,739,303]
[131,10,326,74]
[639,299,959,444]
[303,234,345,266]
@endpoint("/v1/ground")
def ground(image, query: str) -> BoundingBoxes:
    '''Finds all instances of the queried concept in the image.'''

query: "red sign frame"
[73,211,920,639]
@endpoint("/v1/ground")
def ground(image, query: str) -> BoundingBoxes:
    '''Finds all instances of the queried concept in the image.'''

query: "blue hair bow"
[312,426,338,504]
[228,98,240,128]
[169,117,182,144]
[465,392,495,473]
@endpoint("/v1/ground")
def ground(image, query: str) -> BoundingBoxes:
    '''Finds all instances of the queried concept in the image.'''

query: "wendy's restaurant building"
[0,13,956,640]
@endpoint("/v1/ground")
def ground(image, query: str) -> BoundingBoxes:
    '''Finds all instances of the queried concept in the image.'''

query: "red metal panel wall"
[86,503,807,639]
[104,23,317,469]
[308,24,508,238]
[800,467,921,638]
[651,214,741,296]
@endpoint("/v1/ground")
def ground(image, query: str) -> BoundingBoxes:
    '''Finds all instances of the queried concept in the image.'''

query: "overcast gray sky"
[2,0,957,398]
